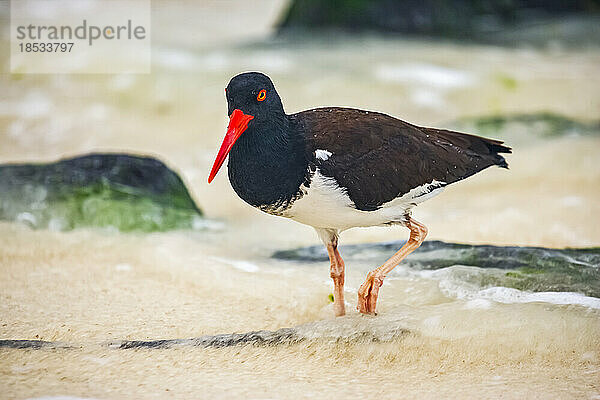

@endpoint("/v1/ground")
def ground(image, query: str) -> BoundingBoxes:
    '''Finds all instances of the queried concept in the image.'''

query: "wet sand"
[1,219,599,399]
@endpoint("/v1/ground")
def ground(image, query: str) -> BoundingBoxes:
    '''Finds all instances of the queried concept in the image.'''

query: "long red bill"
[208,109,254,183]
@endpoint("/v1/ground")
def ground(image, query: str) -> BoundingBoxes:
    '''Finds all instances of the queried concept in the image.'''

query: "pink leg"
[357,217,428,315]
[326,242,346,317]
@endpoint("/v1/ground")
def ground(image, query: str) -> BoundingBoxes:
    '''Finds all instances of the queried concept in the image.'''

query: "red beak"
[208,109,254,183]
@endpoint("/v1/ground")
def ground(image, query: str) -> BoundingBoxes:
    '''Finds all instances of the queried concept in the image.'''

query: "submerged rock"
[451,113,600,141]
[111,328,300,349]
[273,241,600,298]
[0,339,72,349]
[1,317,411,350]
[0,153,203,232]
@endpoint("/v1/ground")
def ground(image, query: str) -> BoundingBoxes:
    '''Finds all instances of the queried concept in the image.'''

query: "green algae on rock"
[0,153,203,232]
[451,113,600,140]
[273,241,600,298]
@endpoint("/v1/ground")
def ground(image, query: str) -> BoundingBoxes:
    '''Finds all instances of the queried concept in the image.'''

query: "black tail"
[482,138,511,169]
[426,127,512,169]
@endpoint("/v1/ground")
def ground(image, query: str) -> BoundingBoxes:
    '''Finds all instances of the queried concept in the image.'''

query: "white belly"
[280,169,444,231]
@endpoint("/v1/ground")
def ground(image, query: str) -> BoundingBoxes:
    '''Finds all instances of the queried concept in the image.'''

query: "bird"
[208,72,511,316]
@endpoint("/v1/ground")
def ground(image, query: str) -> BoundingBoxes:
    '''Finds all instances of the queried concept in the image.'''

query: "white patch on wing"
[315,149,332,161]
[283,171,445,231]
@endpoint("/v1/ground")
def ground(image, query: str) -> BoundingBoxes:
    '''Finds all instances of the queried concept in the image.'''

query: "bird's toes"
[357,280,375,314]
[356,274,384,315]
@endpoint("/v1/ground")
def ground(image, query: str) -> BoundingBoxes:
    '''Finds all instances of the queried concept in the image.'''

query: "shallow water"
[1,223,599,399]
[1,1,600,398]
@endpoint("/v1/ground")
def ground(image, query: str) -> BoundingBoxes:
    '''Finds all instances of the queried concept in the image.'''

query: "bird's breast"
[227,138,308,212]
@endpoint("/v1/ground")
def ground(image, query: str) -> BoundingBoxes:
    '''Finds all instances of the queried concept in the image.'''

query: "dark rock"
[2,320,411,351]
[0,339,72,349]
[277,0,600,45]
[110,328,300,349]
[0,153,203,232]
[273,240,600,297]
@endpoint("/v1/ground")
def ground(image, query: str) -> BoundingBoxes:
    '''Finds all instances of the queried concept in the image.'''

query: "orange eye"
[257,89,266,102]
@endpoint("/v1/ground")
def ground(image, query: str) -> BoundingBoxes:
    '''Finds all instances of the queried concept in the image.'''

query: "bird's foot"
[333,300,346,317]
[357,271,383,315]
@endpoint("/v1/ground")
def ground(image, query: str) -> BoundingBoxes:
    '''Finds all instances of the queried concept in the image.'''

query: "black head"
[225,72,285,121]
[208,72,287,183]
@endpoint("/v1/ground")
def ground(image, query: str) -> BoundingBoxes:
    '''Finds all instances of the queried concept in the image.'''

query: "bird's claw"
[357,272,383,315]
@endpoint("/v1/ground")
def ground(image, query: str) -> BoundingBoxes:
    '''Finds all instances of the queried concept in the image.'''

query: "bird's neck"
[227,113,308,210]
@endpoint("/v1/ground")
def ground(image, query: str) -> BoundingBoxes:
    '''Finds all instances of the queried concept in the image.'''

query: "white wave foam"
[114,263,132,272]
[393,265,600,309]
[154,48,201,70]
[475,287,600,309]
[211,257,259,273]
[463,298,493,309]
[375,63,476,89]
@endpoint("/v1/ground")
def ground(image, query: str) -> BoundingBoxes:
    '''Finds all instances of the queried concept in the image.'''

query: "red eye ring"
[257,89,266,102]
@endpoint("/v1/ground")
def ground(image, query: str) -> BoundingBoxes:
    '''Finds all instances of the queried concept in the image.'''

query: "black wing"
[291,107,511,211]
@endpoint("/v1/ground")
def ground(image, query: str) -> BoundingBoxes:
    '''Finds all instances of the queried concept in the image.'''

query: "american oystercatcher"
[208,72,511,316]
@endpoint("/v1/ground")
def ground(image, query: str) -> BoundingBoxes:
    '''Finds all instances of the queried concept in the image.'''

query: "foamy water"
[1,1,600,398]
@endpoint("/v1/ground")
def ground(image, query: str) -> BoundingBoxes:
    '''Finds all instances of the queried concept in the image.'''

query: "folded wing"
[292,107,511,211]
